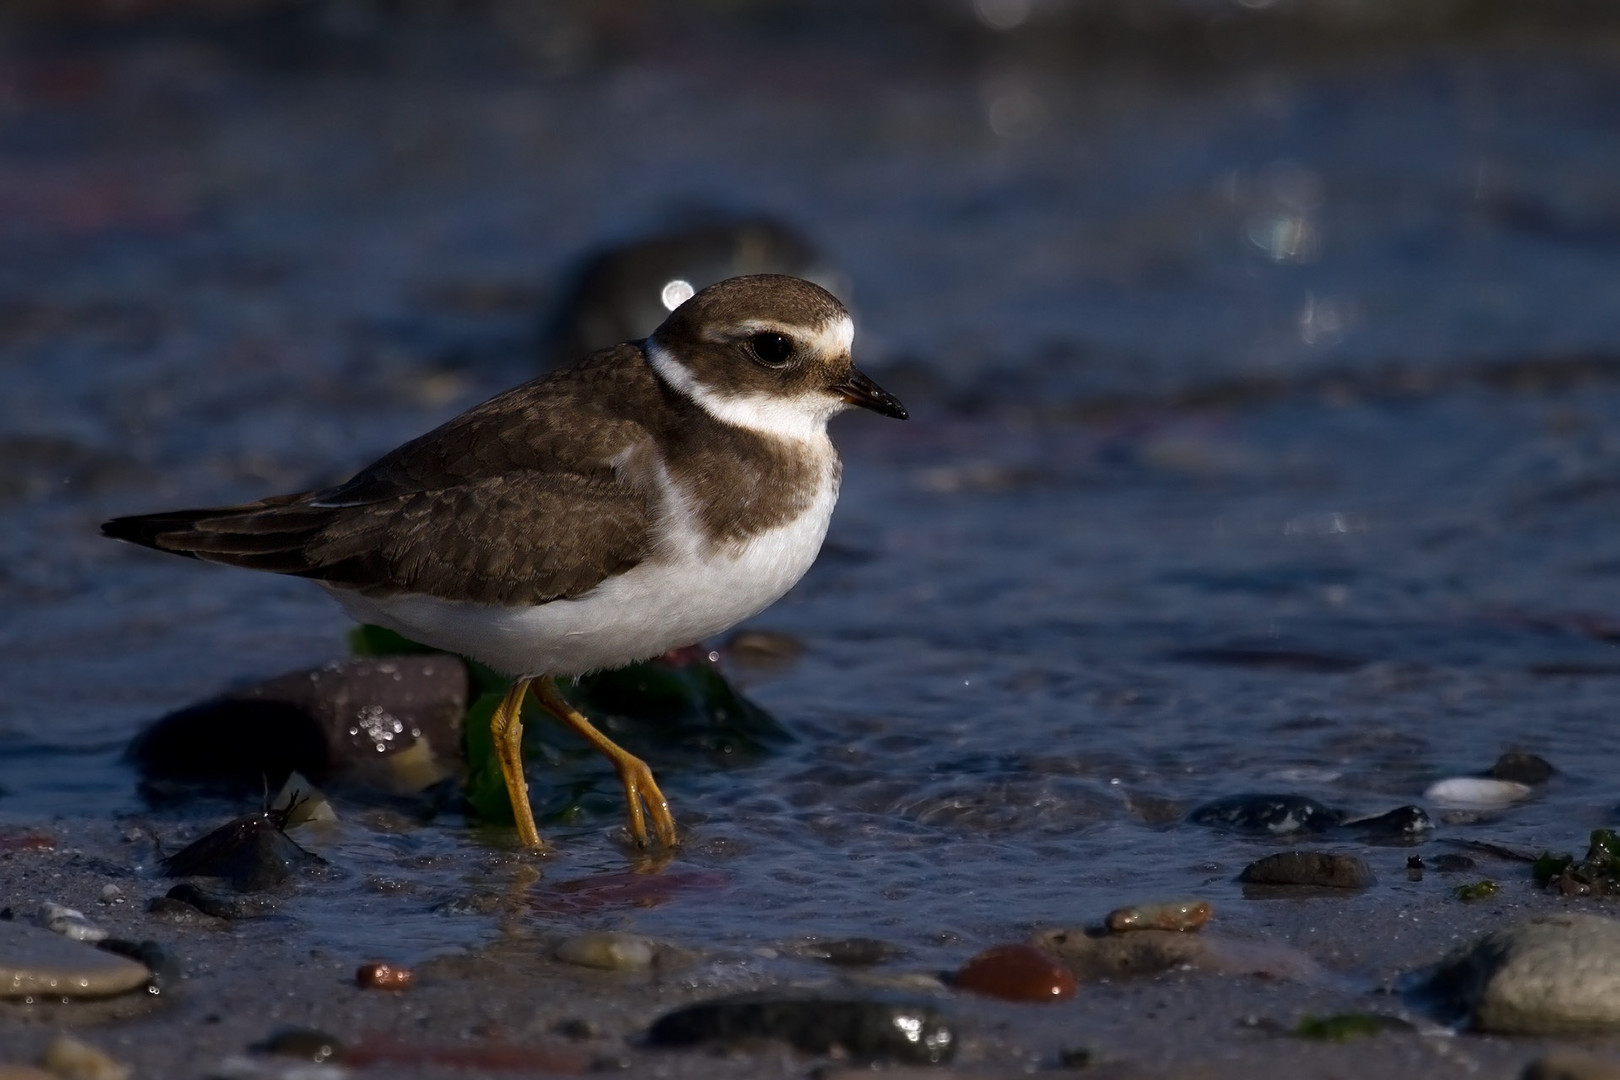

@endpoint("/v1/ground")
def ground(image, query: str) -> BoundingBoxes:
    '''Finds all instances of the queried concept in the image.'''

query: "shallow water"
[3,3,1620,988]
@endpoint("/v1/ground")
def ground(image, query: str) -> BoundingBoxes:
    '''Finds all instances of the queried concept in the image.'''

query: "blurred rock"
[355,961,413,990]
[0,921,150,1000]
[40,1036,129,1080]
[1346,804,1433,841]
[1239,851,1375,890]
[543,215,842,363]
[1523,1052,1620,1080]
[784,937,907,968]
[254,1028,345,1064]
[1105,900,1212,933]
[1427,913,1620,1034]
[129,656,466,798]
[1489,752,1556,785]
[952,943,1076,1002]
[647,993,956,1065]
[553,931,657,972]
[1034,926,1208,981]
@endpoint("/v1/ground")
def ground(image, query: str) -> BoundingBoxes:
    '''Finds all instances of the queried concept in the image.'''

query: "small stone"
[40,1035,130,1080]
[1425,777,1533,810]
[0,1066,56,1079]
[356,961,414,989]
[1239,851,1375,889]
[1427,913,1620,1034]
[37,903,107,943]
[647,993,956,1065]
[1489,752,1556,786]
[255,1027,346,1063]
[1523,1051,1620,1080]
[554,932,657,972]
[0,920,152,1000]
[1105,900,1212,933]
[1187,794,1343,835]
[952,943,1076,1002]
[98,885,124,905]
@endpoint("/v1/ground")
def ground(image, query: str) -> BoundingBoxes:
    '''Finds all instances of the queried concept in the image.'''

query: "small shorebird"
[103,274,908,849]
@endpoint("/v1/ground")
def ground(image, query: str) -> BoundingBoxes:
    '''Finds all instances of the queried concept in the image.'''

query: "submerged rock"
[1239,851,1375,890]
[162,811,325,892]
[159,883,278,920]
[785,938,908,968]
[254,1028,345,1064]
[1426,913,1620,1034]
[554,932,658,972]
[129,656,466,797]
[1034,926,1207,980]
[1346,804,1433,841]
[40,1035,131,1080]
[647,993,956,1065]
[1488,751,1556,786]
[1522,1051,1620,1080]
[1187,794,1343,835]
[952,943,1076,1002]
[0,920,151,1000]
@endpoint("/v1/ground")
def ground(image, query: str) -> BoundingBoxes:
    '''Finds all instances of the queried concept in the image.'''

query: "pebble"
[1424,776,1533,810]
[1523,1051,1620,1080]
[355,962,414,990]
[40,1036,130,1080]
[36,903,107,943]
[1105,900,1212,933]
[1239,851,1376,889]
[952,943,1076,1002]
[0,920,152,1000]
[1427,913,1620,1034]
[554,932,657,972]
[162,812,324,892]
[647,993,956,1065]
[1187,794,1343,835]
[723,629,806,667]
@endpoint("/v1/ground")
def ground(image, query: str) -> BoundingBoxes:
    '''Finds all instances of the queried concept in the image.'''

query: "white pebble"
[1424,777,1533,810]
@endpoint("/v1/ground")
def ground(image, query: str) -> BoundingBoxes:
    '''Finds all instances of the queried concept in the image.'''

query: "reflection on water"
[2,2,1620,968]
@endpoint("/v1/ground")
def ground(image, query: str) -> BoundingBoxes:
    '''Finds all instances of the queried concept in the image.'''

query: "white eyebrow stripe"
[721,315,854,358]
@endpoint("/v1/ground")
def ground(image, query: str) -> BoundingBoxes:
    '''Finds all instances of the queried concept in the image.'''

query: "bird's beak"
[832,368,909,420]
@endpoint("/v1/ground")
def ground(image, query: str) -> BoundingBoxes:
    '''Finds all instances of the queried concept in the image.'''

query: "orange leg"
[531,678,678,849]
[490,677,546,849]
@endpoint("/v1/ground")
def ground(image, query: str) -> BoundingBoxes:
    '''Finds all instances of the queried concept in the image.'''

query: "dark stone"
[1348,804,1434,842]
[96,938,178,994]
[1239,851,1375,889]
[162,812,324,892]
[255,1028,345,1063]
[129,656,467,796]
[1488,751,1556,785]
[164,883,279,920]
[646,994,955,1065]
[1434,853,1478,872]
[1188,794,1344,835]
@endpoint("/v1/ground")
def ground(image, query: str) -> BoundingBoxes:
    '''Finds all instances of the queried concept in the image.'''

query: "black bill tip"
[832,368,908,420]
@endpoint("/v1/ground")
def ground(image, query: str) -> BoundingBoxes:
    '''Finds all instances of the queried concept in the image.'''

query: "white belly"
[326,461,839,677]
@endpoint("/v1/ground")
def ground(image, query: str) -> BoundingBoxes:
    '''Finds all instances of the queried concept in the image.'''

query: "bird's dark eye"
[749,332,794,366]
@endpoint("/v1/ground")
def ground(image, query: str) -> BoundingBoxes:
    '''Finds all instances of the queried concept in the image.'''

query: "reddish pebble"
[356,962,414,990]
[952,943,1076,1002]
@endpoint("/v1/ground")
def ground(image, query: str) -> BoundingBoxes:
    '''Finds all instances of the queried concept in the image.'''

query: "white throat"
[646,341,841,442]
